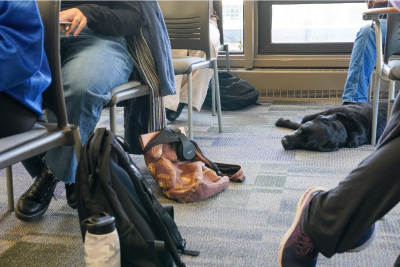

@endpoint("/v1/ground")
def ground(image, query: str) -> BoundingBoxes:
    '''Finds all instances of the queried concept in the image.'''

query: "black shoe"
[166,103,185,122]
[16,164,59,222]
[65,183,77,209]
[342,102,355,105]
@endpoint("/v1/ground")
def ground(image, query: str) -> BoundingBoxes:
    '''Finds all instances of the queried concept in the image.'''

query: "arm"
[72,2,142,36]
[0,1,43,92]
[0,1,44,91]
[366,0,389,9]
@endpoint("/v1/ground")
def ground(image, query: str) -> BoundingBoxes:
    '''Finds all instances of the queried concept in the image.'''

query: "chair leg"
[188,72,193,140]
[72,125,82,163]
[6,166,14,211]
[388,80,396,123]
[371,75,380,145]
[211,75,216,116]
[368,73,373,102]
[213,60,223,133]
[110,105,117,133]
[225,44,230,74]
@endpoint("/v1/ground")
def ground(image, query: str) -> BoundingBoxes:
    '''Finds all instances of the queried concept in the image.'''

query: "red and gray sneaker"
[278,186,377,267]
[278,186,326,267]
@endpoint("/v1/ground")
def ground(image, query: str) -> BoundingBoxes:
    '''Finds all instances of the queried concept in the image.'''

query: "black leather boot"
[166,103,185,122]
[16,163,59,222]
[65,183,77,209]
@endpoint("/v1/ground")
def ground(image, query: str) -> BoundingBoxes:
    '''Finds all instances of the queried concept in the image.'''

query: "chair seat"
[385,60,400,80]
[110,81,141,96]
[0,124,47,154]
[172,55,206,75]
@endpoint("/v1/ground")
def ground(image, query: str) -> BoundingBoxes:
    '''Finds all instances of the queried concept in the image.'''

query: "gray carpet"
[1,100,400,267]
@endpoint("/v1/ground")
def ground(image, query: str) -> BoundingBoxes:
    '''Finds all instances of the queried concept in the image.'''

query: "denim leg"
[342,19,387,104]
[43,31,133,183]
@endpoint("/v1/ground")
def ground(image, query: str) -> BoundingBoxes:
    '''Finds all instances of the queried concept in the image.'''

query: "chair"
[363,5,400,145]
[159,1,223,140]
[103,82,150,133]
[0,0,82,212]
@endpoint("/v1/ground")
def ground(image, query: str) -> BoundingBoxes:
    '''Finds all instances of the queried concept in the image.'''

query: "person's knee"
[359,24,374,37]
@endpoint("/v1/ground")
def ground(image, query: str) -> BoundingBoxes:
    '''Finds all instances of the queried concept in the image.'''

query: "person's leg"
[305,87,400,257]
[0,93,37,138]
[16,27,133,221]
[46,28,133,184]
[342,18,387,104]
[279,91,400,266]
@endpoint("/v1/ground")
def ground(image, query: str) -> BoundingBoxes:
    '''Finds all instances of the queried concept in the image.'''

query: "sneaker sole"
[347,223,378,253]
[15,199,49,222]
[278,186,328,267]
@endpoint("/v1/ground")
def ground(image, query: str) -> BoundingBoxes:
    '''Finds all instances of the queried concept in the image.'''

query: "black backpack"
[75,128,198,267]
[204,72,259,111]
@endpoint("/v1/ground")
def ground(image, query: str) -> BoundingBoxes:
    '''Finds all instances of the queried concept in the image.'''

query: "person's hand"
[60,8,87,36]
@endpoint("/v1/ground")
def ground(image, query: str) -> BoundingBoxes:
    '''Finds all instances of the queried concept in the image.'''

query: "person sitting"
[342,0,388,104]
[0,1,51,139]
[164,0,221,121]
[16,1,142,222]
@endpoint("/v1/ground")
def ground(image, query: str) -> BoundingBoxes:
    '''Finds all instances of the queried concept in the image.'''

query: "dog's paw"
[275,118,291,127]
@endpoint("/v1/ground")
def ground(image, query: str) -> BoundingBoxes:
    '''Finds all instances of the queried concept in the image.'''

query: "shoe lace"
[296,232,319,259]
[30,173,59,203]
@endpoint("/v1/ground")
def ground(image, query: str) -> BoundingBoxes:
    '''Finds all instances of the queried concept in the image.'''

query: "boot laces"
[30,173,59,203]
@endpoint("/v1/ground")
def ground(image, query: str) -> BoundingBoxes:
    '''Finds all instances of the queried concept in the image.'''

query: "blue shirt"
[0,1,51,117]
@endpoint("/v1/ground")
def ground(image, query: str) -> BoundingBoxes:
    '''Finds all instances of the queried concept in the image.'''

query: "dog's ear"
[317,114,337,122]
[320,141,338,152]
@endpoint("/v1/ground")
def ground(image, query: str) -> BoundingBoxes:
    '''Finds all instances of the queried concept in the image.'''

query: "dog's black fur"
[275,102,388,152]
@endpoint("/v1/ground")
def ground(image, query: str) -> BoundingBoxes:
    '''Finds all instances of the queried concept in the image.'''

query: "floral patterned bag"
[141,128,245,203]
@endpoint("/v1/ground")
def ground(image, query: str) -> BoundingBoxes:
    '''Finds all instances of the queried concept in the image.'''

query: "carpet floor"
[1,100,399,267]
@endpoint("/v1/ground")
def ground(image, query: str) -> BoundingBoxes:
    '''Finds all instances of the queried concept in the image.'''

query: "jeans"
[22,26,134,183]
[342,19,387,104]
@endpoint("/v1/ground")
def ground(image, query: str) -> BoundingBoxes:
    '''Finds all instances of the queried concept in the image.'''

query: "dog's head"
[281,114,345,152]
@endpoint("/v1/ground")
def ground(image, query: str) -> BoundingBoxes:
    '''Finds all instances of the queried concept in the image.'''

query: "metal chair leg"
[388,80,396,123]
[72,125,82,163]
[371,74,381,145]
[188,72,193,140]
[224,44,230,74]
[110,105,117,133]
[6,166,14,211]
[368,73,373,102]
[213,60,223,133]
[211,75,216,116]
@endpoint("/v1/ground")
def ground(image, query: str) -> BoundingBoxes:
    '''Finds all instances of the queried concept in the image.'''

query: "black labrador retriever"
[275,102,388,152]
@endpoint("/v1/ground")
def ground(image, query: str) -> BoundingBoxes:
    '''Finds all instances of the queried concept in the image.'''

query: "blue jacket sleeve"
[0,1,45,91]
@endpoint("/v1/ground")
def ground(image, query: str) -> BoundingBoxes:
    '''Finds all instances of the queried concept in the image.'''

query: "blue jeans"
[342,19,387,104]
[22,26,134,183]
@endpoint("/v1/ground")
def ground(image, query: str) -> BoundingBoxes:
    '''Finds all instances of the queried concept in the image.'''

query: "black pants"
[0,93,37,138]
[304,94,400,258]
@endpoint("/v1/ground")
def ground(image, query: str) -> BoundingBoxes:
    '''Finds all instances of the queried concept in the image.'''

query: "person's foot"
[278,186,327,267]
[278,186,378,267]
[342,101,354,105]
[166,102,185,122]
[16,163,59,222]
[65,183,77,209]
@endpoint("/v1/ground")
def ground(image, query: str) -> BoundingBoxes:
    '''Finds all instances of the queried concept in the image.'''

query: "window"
[258,1,367,55]
[222,0,244,52]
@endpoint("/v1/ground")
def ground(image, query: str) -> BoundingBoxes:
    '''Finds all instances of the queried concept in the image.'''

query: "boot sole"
[15,200,49,222]
[278,186,328,267]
